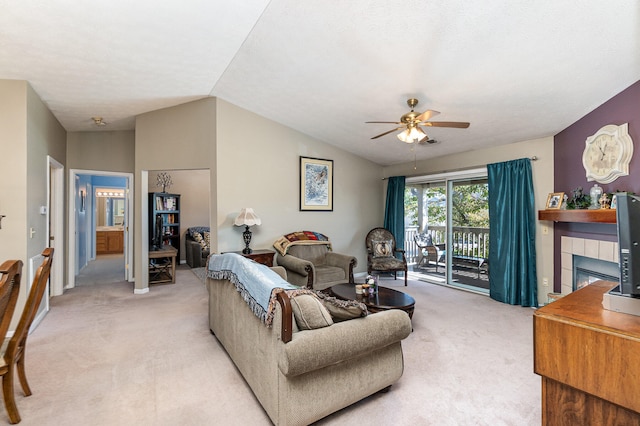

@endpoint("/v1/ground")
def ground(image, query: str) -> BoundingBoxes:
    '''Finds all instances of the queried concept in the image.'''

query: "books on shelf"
[155,195,178,211]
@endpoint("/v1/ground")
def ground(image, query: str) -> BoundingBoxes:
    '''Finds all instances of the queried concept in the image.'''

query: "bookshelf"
[149,192,181,259]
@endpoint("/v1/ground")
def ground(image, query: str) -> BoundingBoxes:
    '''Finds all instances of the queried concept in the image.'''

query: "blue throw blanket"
[207,253,299,326]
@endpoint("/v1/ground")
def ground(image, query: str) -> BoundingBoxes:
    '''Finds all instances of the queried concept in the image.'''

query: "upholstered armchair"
[274,231,356,291]
[365,227,407,286]
[185,226,210,268]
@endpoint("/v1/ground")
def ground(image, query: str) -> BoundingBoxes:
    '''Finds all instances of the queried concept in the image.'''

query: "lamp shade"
[234,208,262,226]
[397,125,427,143]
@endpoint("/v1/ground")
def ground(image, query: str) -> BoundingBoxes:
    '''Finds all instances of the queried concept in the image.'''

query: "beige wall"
[0,80,28,265]
[27,84,67,261]
[215,99,383,272]
[383,137,555,305]
[135,98,217,290]
[0,80,66,328]
[67,131,135,172]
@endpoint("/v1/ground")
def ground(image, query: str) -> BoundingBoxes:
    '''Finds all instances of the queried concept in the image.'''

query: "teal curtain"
[383,176,406,255]
[487,159,538,307]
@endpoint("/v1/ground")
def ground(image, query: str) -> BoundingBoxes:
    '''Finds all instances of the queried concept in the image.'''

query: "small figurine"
[599,192,610,209]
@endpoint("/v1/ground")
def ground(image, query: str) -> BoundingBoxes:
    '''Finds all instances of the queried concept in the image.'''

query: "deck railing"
[405,226,489,264]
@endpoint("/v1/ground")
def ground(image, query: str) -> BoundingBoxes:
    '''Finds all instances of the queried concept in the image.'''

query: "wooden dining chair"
[0,248,53,424]
[0,260,22,352]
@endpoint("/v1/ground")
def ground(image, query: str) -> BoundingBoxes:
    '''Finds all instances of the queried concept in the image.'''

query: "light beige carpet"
[12,262,540,425]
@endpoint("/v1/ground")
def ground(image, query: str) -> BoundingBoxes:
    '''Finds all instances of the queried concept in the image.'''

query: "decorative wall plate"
[582,123,633,184]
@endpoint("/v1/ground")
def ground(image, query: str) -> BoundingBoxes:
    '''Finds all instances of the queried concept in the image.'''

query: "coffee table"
[329,283,415,319]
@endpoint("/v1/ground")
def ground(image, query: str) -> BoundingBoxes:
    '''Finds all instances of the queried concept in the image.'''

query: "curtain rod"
[381,156,538,180]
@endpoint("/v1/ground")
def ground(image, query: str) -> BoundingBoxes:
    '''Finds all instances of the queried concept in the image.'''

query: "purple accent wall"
[552,80,640,291]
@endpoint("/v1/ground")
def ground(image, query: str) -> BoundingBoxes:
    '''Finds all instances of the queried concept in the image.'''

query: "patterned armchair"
[365,227,407,286]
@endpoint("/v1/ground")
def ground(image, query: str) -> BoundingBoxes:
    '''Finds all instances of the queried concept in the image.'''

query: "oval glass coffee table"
[329,283,415,319]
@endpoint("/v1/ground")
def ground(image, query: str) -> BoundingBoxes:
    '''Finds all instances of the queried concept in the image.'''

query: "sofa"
[206,253,412,426]
[273,231,356,290]
[185,226,210,267]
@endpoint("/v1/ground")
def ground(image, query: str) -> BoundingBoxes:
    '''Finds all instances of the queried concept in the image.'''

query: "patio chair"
[414,233,440,272]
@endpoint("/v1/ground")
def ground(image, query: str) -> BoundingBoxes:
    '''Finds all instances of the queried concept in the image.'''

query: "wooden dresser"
[533,281,640,425]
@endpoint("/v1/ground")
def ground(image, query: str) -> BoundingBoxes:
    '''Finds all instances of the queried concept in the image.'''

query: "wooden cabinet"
[96,230,123,254]
[534,281,640,424]
[149,192,180,259]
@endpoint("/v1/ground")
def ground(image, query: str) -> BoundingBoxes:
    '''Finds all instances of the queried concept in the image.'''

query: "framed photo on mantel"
[545,192,564,210]
[300,156,333,211]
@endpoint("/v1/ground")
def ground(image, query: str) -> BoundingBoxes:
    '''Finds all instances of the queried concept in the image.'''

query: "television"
[615,193,640,297]
[152,214,163,251]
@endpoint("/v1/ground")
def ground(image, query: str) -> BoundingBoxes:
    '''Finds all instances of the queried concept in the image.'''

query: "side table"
[223,249,275,267]
[148,245,178,284]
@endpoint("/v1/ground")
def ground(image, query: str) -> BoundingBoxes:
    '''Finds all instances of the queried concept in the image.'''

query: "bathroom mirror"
[96,193,125,227]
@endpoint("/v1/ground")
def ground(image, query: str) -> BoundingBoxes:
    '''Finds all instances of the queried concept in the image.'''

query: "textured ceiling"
[1,1,639,165]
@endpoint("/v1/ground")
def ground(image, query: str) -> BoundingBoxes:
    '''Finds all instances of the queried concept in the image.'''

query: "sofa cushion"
[287,244,330,265]
[315,292,368,322]
[290,294,333,330]
[314,265,346,283]
[372,240,393,258]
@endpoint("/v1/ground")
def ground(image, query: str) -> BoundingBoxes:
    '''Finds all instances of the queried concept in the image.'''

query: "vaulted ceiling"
[1,1,638,165]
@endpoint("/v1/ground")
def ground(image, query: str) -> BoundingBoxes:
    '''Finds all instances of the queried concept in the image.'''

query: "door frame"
[46,156,64,294]
[68,169,134,288]
[407,167,488,289]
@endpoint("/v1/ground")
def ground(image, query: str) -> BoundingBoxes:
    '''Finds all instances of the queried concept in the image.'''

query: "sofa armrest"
[276,254,315,287]
[278,309,412,377]
[185,239,202,268]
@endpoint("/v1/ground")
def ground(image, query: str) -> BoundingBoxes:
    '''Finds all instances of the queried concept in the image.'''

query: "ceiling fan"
[366,98,470,143]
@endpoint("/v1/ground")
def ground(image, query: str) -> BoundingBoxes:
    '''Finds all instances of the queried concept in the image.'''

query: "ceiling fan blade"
[416,109,440,122]
[423,121,470,128]
[366,121,403,124]
[371,127,403,139]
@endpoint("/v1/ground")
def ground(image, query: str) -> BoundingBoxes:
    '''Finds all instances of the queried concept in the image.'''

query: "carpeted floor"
[13,260,540,425]
[190,266,206,283]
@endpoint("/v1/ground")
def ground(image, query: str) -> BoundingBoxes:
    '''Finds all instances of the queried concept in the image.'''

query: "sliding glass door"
[406,170,489,292]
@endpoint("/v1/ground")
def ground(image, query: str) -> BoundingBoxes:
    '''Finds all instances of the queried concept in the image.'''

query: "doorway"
[68,169,134,289]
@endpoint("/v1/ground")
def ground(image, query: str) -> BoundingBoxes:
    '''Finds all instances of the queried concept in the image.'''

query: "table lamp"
[234,208,261,254]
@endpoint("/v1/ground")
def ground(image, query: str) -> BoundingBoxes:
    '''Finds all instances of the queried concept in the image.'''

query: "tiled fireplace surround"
[560,236,618,295]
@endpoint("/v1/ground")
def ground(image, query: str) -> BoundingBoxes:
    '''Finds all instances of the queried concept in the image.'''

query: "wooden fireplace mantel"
[537,209,616,223]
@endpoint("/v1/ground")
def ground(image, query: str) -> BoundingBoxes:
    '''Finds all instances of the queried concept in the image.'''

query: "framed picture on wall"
[300,156,333,211]
[545,192,563,210]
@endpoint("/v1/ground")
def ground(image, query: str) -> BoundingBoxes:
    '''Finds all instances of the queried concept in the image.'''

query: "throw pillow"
[203,231,211,250]
[290,294,333,330]
[372,239,393,258]
[315,292,368,322]
[192,232,208,250]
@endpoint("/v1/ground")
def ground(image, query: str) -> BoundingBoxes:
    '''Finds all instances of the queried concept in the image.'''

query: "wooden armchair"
[0,260,22,359]
[0,248,53,424]
[365,227,407,286]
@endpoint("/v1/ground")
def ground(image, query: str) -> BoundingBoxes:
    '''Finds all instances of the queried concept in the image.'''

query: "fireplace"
[560,236,618,295]
[572,255,619,291]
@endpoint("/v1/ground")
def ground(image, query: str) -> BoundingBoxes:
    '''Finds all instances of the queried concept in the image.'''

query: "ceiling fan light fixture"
[91,116,107,126]
[397,126,427,143]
